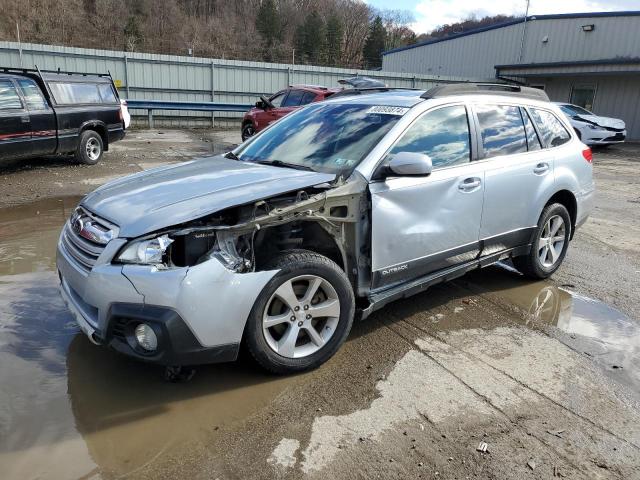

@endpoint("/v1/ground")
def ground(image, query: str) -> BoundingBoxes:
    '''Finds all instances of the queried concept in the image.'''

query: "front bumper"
[57,235,278,365]
[582,128,626,145]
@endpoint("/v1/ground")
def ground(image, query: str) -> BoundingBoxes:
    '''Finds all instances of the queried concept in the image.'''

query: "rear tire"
[75,130,103,165]
[244,250,355,374]
[513,203,571,279]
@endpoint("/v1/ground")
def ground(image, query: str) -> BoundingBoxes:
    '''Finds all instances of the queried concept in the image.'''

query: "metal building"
[382,11,640,140]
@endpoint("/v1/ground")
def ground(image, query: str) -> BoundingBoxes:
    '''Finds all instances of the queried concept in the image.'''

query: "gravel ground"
[0,131,638,480]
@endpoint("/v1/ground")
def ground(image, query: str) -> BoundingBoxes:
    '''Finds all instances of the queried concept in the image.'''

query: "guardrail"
[125,99,252,128]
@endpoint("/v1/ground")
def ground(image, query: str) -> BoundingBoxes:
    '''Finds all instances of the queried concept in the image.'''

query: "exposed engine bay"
[146,174,371,296]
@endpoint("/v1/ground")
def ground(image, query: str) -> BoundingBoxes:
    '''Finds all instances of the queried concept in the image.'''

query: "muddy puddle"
[0,197,639,479]
[460,266,640,394]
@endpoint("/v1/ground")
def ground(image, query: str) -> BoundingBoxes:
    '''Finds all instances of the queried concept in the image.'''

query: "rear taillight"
[118,108,123,121]
[582,147,593,163]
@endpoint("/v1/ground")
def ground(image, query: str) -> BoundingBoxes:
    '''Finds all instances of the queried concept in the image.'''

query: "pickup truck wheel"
[241,123,255,141]
[513,203,571,279]
[245,250,355,374]
[76,130,103,165]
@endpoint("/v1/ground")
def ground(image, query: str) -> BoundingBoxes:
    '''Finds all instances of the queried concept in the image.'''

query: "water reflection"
[465,266,640,393]
[0,198,295,478]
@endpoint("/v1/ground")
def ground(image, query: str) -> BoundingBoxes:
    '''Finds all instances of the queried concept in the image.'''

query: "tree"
[325,12,343,66]
[255,0,282,61]
[124,15,143,52]
[362,15,386,69]
[300,11,325,65]
[381,9,416,50]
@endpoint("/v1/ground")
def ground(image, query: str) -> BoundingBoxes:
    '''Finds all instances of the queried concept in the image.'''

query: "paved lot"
[0,131,639,480]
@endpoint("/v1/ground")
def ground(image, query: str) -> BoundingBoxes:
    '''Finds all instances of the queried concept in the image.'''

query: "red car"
[241,85,339,141]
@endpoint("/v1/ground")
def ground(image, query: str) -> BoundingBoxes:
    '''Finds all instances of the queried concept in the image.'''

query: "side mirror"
[255,100,266,109]
[387,152,433,176]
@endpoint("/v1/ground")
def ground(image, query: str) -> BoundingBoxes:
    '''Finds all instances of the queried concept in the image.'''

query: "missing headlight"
[169,230,217,267]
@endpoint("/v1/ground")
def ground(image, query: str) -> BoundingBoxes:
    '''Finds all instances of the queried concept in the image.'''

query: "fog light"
[134,323,158,351]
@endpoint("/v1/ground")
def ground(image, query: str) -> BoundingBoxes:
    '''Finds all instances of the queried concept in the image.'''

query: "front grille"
[61,209,113,272]
[603,133,625,141]
[604,126,624,132]
[111,317,129,341]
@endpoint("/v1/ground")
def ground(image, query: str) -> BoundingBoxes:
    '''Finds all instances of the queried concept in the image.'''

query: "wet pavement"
[1,195,639,479]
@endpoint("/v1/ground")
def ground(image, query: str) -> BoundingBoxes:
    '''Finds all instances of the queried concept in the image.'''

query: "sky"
[365,0,640,33]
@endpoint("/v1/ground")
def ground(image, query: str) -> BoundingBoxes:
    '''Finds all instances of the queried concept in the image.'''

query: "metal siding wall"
[382,22,524,78]
[383,15,640,78]
[0,41,480,127]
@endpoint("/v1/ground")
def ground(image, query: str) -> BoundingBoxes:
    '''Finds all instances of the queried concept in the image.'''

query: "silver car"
[57,84,594,374]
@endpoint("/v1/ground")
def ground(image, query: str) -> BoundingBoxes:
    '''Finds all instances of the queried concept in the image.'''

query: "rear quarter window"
[529,108,571,147]
[49,82,105,105]
[98,84,117,103]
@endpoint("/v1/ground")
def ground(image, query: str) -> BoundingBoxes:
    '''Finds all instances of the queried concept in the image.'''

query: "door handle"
[458,177,482,192]
[533,162,549,175]
[20,115,29,123]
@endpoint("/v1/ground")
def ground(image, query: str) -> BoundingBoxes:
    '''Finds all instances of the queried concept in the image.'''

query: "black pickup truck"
[0,68,125,165]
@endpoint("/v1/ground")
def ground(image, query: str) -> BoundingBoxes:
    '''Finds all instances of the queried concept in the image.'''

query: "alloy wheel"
[86,137,101,161]
[538,215,566,268]
[262,275,341,359]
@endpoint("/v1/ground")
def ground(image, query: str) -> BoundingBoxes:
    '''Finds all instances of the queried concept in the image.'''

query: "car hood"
[575,114,625,129]
[81,156,335,238]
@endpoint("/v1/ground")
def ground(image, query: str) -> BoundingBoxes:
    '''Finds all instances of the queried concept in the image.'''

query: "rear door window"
[49,82,102,104]
[17,79,48,110]
[282,89,305,107]
[388,104,471,169]
[0,80,23,110]
[476,104,527,158]
[521,107,542,151]
[300,91,317,105]
[529,108,571,148]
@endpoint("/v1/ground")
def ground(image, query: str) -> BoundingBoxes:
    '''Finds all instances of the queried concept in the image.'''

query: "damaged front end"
[115,174,371,295]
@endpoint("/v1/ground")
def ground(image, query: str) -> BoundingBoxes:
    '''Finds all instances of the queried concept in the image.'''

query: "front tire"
[75,130,104,165]
[241,123,256,141]
[245,250,355,374]
[513,203,571,279]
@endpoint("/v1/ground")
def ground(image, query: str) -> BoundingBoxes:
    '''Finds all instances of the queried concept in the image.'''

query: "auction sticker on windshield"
[367,106,409,115]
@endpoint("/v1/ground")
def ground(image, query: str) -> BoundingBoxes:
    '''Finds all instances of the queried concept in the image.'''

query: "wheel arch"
[253,221,347,274]
[79,121,109,151]
[545,189,578,239]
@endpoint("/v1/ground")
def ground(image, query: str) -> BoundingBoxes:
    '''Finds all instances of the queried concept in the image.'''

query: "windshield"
[237,103,404,174]
[560,104,593,116]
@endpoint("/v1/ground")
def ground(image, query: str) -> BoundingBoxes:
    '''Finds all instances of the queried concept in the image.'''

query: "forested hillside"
[0,0,513,69]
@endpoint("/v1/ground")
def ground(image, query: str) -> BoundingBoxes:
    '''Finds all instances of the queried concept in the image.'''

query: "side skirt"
[358,244,530,320]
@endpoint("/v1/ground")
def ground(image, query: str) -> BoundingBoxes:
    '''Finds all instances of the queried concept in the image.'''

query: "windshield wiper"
[225,151,240,160]
[256,160,315,172]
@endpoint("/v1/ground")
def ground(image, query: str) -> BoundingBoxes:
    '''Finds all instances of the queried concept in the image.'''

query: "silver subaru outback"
[57,84,594,374]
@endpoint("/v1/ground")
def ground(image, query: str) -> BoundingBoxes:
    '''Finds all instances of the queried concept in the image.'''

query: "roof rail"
[421,83,549,101]
[1,66,112,78]
[288,84,329,90]
[330,86,418,99]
